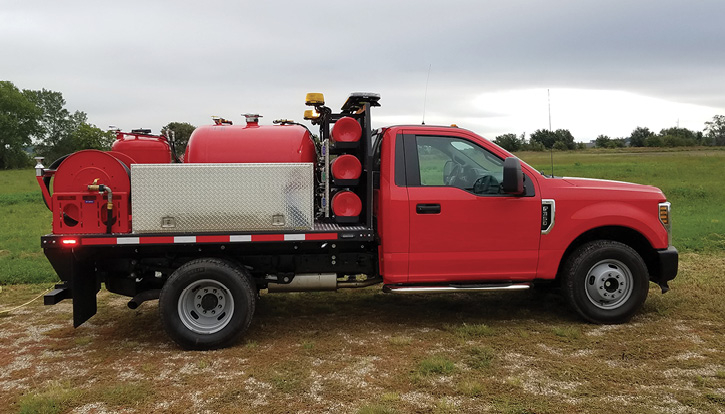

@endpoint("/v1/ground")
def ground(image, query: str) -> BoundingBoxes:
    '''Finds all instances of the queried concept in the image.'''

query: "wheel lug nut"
[219,296,223,300]
[218,305,222,309]
[204,289,208,293]
[197,295,201,299]
[212,310,216,314]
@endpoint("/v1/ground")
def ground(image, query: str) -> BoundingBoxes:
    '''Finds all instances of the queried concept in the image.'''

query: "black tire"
[159,258,255,350]
[562,240,649,324]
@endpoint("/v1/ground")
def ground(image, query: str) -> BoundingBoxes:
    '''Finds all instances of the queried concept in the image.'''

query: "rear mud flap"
[71,258,99,327]
[44,247,99,327]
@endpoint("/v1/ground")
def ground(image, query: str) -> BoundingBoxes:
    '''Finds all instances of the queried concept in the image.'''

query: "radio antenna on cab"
[422,64,431,125]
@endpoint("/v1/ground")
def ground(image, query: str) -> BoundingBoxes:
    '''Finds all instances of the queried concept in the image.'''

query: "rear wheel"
[159,258,255,350]
[562,240,649,324]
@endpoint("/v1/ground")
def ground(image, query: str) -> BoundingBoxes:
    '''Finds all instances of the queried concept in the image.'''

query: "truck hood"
[560,177,664,196]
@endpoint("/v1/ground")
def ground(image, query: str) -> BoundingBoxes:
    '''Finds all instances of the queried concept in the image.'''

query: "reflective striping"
[75,232,341,246]
[198,235,229,243]
[252,234,285,242]
[82,237,116,246]
[229,235,252,242]
[140,236,174,244]
[174,236,197,243]
[306,233,338,240]
[284,234,306,241]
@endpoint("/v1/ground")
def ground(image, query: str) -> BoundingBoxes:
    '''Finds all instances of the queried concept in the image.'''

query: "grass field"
[0,148,724,413]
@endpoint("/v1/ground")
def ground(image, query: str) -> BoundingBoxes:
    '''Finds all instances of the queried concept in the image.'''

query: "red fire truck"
[35,92,678,349]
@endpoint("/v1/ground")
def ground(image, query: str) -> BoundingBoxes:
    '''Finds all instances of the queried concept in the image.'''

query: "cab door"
[404,132,541,283]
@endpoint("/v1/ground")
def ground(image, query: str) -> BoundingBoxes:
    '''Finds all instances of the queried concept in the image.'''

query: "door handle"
[416,203,441,214]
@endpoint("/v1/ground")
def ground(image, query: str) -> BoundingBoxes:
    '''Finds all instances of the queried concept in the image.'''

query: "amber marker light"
[659,204,669,225]
[305,93,325,106]
[303,109,319,120]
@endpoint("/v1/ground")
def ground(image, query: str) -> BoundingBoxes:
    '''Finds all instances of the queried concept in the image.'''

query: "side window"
[415,136,504,195]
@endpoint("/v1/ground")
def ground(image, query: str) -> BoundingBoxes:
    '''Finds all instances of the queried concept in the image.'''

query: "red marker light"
[61,238,78,246]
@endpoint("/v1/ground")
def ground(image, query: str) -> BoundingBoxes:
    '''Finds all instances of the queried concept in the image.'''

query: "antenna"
[422,64,431,125]
[548,89,554,177]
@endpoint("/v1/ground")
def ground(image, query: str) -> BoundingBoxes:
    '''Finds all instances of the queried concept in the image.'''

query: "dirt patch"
[1,254,724,413]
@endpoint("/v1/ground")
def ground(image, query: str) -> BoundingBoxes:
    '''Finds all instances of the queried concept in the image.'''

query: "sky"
[2,0,724,142]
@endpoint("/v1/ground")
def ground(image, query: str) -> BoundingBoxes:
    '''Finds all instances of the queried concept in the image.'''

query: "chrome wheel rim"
[584,259,634,310]
[177,279,234,334]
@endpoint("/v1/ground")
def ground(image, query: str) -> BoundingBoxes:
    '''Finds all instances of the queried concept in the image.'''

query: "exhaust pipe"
[266,274,383,293]
[127,289,161,309]
[267,273,337,293]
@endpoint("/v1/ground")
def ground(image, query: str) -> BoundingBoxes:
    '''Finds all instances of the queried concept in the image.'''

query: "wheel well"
[556,226,658,281]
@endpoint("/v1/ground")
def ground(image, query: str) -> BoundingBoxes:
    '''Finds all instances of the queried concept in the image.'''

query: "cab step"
[382,283,531,294]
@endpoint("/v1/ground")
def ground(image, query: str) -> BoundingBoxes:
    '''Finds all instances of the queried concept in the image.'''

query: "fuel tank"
[184,123,316,164]
[111,130,172,164]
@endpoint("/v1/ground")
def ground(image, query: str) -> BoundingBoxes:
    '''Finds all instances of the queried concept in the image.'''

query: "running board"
[383,283,531,294]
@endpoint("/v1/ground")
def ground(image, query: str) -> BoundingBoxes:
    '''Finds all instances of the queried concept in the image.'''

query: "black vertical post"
[363,102,374,228]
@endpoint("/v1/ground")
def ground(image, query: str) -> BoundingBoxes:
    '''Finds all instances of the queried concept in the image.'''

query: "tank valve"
[242,113,262,126]
[88,179,114,234]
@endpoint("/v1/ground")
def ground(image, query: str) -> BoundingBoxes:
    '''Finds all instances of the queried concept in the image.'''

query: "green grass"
[415,355,457,377]
[18,381,81,414]
[0,169,55,284]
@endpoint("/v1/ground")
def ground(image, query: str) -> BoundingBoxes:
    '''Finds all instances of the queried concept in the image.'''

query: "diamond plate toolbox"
[131,163,314,233]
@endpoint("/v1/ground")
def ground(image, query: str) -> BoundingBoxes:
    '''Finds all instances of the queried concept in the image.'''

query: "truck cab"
[374,124,677,321]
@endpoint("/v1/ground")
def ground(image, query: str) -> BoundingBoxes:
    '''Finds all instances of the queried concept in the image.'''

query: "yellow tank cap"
[450,124,458,128]
[305,93,325,106]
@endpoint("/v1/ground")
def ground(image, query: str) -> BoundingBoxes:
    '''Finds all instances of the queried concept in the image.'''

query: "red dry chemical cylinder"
[331,116,362,143]
[331,190,362,217]
[185,123,316,163]
[331,154,362,181]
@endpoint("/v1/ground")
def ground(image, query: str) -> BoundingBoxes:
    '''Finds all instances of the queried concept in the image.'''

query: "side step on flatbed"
[382,283,531,294]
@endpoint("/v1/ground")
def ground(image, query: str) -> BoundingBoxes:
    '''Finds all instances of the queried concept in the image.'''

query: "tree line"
[0,81,194,169]
[494,116,725,152]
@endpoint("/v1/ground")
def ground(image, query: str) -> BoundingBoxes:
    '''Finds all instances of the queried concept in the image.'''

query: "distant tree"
[657,127,697,147]
[71,123,115,151]
[531,129,576,150]
[554,129,576,150]
[594,135,611,148]
[645,135,662,147]
[161,122,196,158]
[529,129,557,149]
[493,133,523,152]
[22,88,99,162]
[610,138,627,148]
[705,115,725,146]
[0,81,40,169]
[629,127,654,147]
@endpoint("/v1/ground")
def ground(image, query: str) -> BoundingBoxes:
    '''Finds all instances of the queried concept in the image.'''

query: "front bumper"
[652,246,678,292]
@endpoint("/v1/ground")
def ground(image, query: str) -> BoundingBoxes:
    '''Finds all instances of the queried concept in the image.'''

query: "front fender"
[536,200,667,279]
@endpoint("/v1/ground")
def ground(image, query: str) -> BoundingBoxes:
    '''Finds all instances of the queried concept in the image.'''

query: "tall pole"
[548,89,552,131]
[548,89,554,176]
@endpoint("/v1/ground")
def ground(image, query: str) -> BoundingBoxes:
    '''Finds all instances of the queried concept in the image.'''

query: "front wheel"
[562,240,649,324]
[159,258,255,350]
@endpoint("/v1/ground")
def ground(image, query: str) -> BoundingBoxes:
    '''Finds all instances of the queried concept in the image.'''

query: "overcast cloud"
[2,0,724,141]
